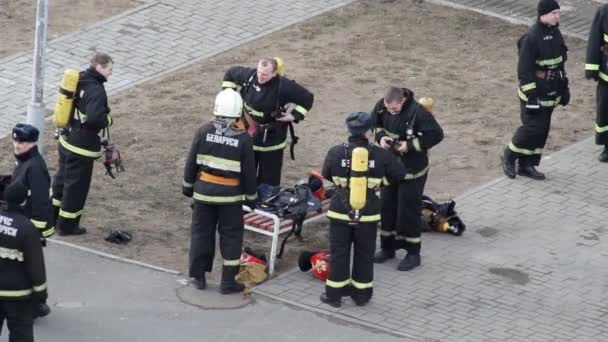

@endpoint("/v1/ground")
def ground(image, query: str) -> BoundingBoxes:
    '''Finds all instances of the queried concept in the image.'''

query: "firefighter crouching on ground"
[11,124,52,318]
[502,0,569,180]
[52,52,114,235]
[182,89,257,294]
[320,112,405,308]
[372,87,444,271]
[0,182,48,342]
[585,3,608,162]
[221,57,314,186]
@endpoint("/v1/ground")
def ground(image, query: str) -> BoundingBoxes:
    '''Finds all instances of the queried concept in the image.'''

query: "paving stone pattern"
[256,137,608,342]
[0,0,355,135]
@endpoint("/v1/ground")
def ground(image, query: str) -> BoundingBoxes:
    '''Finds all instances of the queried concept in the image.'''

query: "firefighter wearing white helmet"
[182,88,257,294]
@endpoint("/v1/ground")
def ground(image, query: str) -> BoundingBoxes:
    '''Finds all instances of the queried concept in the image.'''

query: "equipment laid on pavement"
[421,195,466,236]
[298,250,331,281]
[53,68,80,128]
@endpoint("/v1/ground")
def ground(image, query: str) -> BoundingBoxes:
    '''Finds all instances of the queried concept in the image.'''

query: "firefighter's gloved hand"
[182,185,193,198]
[560,88,570,106]
[525,96,540,110]
[40,238,46,247]
[585,70,599,81]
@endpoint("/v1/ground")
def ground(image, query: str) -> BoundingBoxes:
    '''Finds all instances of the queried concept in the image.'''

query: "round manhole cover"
[176,283,253,309]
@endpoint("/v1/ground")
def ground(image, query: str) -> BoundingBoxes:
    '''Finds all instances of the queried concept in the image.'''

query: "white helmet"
[214,89,243,118]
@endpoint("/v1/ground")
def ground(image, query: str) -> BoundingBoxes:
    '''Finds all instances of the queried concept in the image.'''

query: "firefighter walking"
[0,182,48,342]
[10,124,52,318]
[585,3,608,162]
[221,57,314,186]
[182,89,257,294]
[320,112,405,307]
[372,87,444,271]
[502,0,570,180]
[52,52,114,235]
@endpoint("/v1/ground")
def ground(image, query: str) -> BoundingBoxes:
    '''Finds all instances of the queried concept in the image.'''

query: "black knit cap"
[4,182,28,205]
[538,0,560,17]
[345,112,373,136]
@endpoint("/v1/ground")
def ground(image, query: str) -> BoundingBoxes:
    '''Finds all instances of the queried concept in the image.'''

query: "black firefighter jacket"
[586,4,608,82]
[0,206,47,302]
[12,146,54,238]
[322,135,406,223]
[222,66,314,151]
[372,89,444,180]
[183,121,257,205]
[59,67,113,159]
[517,21,569,107]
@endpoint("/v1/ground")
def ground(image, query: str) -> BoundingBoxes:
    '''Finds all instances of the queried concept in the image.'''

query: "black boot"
[320,293,341,308]
[599,146,608,163]
[517,165,546,180]
[191,274,206,290]
[398,253,421,271]
[373,249,395,264]
[34,303,51,318]
[501,148,517,179]
[220,266,245,295]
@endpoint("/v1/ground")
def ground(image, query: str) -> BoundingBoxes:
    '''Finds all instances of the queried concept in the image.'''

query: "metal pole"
[26,0,49,154]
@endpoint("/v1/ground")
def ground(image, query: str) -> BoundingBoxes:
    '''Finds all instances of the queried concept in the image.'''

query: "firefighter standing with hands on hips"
[221,58,314,186]
[182,89,257,294]
[10,124,53,318]
[52,52,114,236]
[372,86,444,271]
[320,112,405,308]
[0,182,48,342]
[501,0,569,179]
[585,2,608,162]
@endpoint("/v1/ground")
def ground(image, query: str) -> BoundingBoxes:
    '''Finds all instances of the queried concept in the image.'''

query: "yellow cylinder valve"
[274,57,285,77]
[53,68,80,128]
[419,97,434,113]
[349,147,368,211]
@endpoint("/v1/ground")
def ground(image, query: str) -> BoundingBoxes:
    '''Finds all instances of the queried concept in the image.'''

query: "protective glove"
[560,88,570,106]
[182,185,193,198]
[585,70,599,81]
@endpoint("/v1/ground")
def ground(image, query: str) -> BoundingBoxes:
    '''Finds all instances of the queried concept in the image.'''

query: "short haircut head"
[90,52,114,68]
[258,58,278,72]
[383,86,405,103]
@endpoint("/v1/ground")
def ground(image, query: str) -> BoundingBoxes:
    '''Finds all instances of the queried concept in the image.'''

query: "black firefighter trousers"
[189,201,244,284]
[595,81,608,145]
[325,219,376,303]
[52,144,95,233]
[0,299,34,342]
[380,174,427,255]
[255,149,284,186]
[508,102,555,166]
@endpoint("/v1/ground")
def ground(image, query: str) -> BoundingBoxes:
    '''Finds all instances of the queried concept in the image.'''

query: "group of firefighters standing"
[4,0,608,339]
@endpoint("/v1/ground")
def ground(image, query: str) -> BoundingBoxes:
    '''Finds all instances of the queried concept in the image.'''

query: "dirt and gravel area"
[0,0,597,280]
[0,0,137,58]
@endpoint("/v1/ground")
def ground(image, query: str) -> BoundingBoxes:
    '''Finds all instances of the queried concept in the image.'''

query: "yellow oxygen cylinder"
[419,97,434,113]
[349,147,369,211]
[53,69,80,128]
[274,57,285,77]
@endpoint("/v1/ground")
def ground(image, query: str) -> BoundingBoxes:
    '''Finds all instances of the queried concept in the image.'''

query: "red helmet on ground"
[308,170,325,201]
[298,250,331,281]
[240,247,267,266]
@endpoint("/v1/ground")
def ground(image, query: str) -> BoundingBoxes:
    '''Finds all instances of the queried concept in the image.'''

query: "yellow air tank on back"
[53,69,80,128]
[419,97,434,113]
[349,147,369,214]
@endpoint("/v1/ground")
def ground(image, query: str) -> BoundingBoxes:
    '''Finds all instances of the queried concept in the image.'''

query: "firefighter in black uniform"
[221,57,314,186]
[372,87,444,271]
[0,182,48,342]
[183,89,257,294]
[585,3,608,162]
[11,124,52,318]
[52,52,114,235]
[502,0,569,180]
[320,112,405,308]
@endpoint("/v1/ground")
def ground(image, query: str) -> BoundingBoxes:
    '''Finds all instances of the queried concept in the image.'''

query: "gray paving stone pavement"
[255,136,608,341]
[0,0,355,137]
